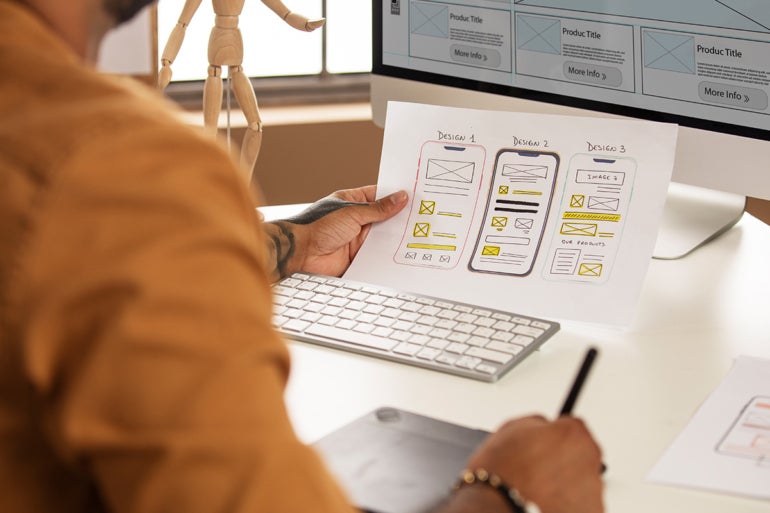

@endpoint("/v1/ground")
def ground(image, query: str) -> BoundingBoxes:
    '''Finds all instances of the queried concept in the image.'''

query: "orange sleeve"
[16,120,357,513]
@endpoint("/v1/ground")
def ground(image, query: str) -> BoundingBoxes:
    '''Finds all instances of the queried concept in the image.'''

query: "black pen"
[559,347,598,416]
[559,347,606,474]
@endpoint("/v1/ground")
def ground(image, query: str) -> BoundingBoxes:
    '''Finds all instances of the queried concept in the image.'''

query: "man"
[0,1,604,512]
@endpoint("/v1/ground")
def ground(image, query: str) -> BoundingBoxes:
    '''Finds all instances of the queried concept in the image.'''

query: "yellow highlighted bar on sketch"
[563,212,622,222]
[513,190,543,195]
[433,232,457,239]
[438,211,462,217]
[407,243,457,251]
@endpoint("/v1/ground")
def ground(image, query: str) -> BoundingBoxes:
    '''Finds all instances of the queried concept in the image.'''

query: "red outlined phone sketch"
[717,396,770,465]
[393,141,486,269]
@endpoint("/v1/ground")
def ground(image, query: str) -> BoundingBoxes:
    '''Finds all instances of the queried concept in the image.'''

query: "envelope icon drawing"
[481,245,500,256]
[426,159,475,183]
[501,164,548,180]
[498,185,509,195]
[514,218,534,230]
[561,223,597,237]
[419,200,436,215]
[578,263,603,277]
[491,216,508,228]
[405,251,417,259]
[413,222,430,237]
[588,196,620,211]
[439,255,451,263]
[570,195,585,208]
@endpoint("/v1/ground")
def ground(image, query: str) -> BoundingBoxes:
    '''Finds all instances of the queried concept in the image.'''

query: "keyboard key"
[446,342,469,354]
[476,364,498,375]
[455,356,482,370]
[305,324,397,351]
[466,347,513,365]
[487,341,524,355]
[416,347,442,360]
[394,342,421,356]
[435,354,457,366]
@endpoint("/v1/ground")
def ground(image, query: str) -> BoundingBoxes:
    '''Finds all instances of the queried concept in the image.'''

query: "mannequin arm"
[158,0,205,89]
[260,0,325,31]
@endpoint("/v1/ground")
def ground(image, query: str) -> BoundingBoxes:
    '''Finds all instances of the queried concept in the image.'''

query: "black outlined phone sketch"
[717,396,770,463]
[543,154,636,284]
[468,149,559,276]
[394,140,486,269]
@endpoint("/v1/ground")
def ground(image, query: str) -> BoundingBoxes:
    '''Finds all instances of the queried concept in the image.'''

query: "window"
[157,0,372,107]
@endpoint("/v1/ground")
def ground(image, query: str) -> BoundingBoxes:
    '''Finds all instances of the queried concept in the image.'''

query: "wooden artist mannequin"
[158,0,325,180]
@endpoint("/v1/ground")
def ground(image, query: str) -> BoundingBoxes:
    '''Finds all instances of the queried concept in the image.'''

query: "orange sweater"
[0,2,354,512]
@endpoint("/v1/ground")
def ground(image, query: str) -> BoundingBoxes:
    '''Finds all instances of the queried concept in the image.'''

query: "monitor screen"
[371,0,770,203]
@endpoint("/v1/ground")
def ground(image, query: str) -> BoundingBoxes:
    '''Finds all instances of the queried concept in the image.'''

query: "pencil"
[560,347,599,416]
[559,347,606,473]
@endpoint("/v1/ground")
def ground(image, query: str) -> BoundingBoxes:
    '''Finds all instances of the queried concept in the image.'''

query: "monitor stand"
[652,183,746,260]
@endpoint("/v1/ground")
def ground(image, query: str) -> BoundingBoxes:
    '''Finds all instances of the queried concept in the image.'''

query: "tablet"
[313,407,489,513]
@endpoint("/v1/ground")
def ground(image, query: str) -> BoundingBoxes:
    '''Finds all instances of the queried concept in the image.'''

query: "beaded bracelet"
[453,468,540,513]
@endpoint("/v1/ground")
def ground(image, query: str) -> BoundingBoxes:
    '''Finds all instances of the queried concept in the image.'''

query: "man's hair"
[105,0,156,25]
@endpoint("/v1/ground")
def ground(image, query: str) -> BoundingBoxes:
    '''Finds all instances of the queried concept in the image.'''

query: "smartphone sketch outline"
[716,395,770,463]
[542,153,637,284]
[468,148,560,277]
[393,140,487,270]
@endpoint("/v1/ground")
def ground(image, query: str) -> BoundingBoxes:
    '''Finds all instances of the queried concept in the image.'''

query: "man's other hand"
[263,186,408,281]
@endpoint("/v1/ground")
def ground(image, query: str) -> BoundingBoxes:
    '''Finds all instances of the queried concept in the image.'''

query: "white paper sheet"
[647,356,770,500]
[345,101,677,325]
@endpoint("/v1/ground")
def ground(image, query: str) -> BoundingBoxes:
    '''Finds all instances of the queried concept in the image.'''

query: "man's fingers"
[330,185,377,203]
[377,190,408,214]
[342,190,408,225]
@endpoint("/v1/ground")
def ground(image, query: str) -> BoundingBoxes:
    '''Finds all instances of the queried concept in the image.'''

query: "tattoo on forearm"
[269,221,296,279]
[281,198,365,225]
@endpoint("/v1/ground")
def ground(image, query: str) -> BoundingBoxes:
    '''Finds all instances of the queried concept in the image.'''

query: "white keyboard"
[271,273,560,382]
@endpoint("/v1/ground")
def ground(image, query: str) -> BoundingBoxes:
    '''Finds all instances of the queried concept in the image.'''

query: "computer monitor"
[371,1,770,258]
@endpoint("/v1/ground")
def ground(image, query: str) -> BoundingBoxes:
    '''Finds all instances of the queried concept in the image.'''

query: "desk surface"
[262,204,770,513]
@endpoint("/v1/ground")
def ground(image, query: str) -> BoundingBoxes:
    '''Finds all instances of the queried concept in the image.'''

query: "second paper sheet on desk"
[345,101,678,325]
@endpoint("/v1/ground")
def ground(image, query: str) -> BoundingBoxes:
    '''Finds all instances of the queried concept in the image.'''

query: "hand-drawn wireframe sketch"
[543,154,637,284]
[717,396,770,465]
[157,0,325,180]
[394,141,486,269]
[468,149,560,277]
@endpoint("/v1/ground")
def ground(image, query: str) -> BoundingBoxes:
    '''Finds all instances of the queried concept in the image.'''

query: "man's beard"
[105,0,157,25]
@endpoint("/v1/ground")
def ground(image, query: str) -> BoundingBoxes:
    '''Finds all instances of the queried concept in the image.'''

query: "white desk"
[262,204,770,513]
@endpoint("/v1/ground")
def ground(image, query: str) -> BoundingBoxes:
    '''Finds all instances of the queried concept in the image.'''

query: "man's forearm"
[263,221,300,282]
[261,198,365,282]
